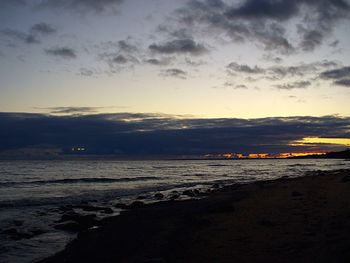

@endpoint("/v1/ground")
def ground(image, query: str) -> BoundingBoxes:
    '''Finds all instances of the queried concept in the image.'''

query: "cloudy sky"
[1,0,350,156]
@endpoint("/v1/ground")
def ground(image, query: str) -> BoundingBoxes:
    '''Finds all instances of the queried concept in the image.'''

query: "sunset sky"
[1,0,350,157]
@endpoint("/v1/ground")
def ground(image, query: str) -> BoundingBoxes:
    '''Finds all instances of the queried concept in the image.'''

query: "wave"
[207,164,232,167]
[288,163,317,167]
[180,173,218,177]
[152,165,187,169]
[0,180,224,209]
[0,176,159,187]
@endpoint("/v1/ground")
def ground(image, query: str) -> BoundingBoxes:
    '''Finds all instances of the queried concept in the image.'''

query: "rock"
[114,203,129,209]
[102,208,114,214]
[54,221,84,232]
[59,205,73,212]
[12,232,34,240]
[128,201,144,209]
[75,204,111,212]
[198,191,208,197]
[59,211,80,222]
[2,228,44,240]
[78,205,96,211]
[137,195,147,200]
[59,212,97,228]
[29,228,46,237]
[170,194,180,200]
[212,183,220,189]
[183,190,195,197]
[154,193,164,200]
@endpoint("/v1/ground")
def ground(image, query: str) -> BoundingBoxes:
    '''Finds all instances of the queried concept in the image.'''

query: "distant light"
[71,147,86,152]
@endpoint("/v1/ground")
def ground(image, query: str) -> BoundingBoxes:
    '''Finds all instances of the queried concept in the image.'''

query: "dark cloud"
[275,81,311,90]
[149,39,208,56]
[222,82,235,88]
[223,82,249,89]
[320,66,350,79]
[0,0,27,9]
[173,0,350,53]
[45,47,77,59]
[31,23,57,35]
[319,66,350,87]
[157,26,194,40]
[40,107,101,114]
[144,58,171,66]
[318,60,340,68]
[112,54,128,64]
[80,68,95,77]
[0,28,40,44]
[0,113,349,156]
[39,0,124,13]
[37,106,126,114]
[185,58,206,67]
[1,23,56,47]
[235,84,248,89]
[96,39,140,70]
[99,52,139,68]
[227,62,265,74]
[226,0,298,20]
[268,64,317,79]
[117,40,138,53]
[329,40,339,48]
[226,60,340,81]
[161,68,187,79]
[334,78,350,87]
[262,54,283,63]
[299,28,323,52]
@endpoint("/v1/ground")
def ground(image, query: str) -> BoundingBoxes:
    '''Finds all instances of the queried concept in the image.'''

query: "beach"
[41,168,350,263]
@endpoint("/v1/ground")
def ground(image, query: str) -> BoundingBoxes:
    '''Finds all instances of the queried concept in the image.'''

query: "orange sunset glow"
[294,137,350,146]
[211,152,327,159]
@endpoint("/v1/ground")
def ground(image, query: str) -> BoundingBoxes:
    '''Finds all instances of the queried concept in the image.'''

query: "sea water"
[0,159,349,262]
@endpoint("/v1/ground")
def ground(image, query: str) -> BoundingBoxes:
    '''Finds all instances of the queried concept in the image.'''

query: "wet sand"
[42,169,350,263]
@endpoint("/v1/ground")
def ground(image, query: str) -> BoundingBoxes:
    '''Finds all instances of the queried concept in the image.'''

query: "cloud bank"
[0,112,349,157]
[45,47,77,59]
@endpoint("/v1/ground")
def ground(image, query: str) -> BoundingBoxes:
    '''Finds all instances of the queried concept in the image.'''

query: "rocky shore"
[41,169,350,263]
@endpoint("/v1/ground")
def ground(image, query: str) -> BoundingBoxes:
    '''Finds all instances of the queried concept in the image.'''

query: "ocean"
[0,159,349,263]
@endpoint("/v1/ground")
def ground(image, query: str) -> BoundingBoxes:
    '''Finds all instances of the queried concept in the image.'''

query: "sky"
[0,0,350,157]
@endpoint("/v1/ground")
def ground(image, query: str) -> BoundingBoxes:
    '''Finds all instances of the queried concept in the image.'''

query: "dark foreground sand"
[42,169,350,263]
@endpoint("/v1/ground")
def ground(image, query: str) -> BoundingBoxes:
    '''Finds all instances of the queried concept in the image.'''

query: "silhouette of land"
[289,149,350,159]
[42,169,350,263]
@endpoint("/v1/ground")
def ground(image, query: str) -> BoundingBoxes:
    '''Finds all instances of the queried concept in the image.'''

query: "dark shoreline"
[40,169,350,263]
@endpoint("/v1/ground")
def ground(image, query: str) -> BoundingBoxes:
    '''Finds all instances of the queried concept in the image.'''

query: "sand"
[42,169,350,263]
